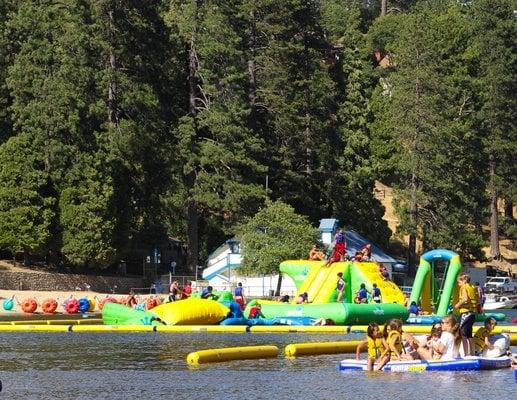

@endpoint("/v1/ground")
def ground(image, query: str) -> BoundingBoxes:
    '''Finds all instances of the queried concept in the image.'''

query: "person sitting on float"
[408,301,420,317]
[308,245,325,261]
[125,290,138,308]
[248,303,265,319]
[296,292,309,304]
[360,244,372,261]
[416,315,460,361]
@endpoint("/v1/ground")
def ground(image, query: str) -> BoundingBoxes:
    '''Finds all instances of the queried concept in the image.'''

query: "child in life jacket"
[383,319,412,361]
[473,316,497,356]
[355,322,389,371]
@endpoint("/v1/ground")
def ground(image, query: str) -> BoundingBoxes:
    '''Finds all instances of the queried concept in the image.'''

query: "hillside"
[374,181,516,274]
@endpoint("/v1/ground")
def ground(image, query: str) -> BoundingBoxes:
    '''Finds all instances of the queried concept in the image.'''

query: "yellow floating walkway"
[0,318,102,326]
[187,345,279,364]
[285,340,362,357]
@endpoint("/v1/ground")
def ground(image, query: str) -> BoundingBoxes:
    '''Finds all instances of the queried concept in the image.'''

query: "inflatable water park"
[0,249,508,328]
[0,248,515,372]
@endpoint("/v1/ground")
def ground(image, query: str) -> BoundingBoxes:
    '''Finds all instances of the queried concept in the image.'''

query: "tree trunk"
[186,197,199,272]
[408,172,418,276]
[489,155,500,260]
[275,273,283,297]
[381,0,387,17]
[107,9,118,126]
[247,10,257,131]
[303,32,312,176]
[185,14,200,272]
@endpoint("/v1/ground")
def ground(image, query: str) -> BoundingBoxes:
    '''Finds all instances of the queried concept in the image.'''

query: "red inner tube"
[65,299,79,314]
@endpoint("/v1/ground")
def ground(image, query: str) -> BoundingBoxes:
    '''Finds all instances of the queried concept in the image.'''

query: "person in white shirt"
[416,315,460,360]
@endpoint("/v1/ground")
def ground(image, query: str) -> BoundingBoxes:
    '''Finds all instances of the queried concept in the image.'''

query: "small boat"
[339,356,512,372]
[483,294,517,310]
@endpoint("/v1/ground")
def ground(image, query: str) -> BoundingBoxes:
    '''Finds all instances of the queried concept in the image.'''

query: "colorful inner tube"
[2,298,14,311]
[65,299,79,314]
[21,298,37,313]
[41,299,58,314]
[77,298,90,313]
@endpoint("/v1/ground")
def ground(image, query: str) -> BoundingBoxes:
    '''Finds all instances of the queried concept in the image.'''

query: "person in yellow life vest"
[355,322,389,371]
[473,316,497,355]
[454,273,478,356]
[383,319,410,361]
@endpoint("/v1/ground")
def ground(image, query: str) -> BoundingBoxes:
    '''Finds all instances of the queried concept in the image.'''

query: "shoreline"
[0,289,162,316]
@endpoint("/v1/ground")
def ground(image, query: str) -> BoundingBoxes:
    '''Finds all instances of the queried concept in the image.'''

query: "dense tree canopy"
[0,0,514,272]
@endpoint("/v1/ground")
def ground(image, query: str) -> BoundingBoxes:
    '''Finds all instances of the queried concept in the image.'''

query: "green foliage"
[0,133,54,254]
[0,0,513,270]
[59,152,117,267]
[237,200,319,275]
[369,0,488,259]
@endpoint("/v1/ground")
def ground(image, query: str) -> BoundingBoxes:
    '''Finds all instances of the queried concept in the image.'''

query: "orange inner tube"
[65,299,79,314]
[21,298,38,313]
[42,298,58,314]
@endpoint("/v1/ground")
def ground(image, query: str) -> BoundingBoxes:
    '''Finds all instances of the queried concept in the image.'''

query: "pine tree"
[369,1,488,266]
[469,0,517,260]
[166,0,266,269]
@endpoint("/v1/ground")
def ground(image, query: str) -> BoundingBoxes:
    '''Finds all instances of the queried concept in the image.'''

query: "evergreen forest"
[0,0,514,273]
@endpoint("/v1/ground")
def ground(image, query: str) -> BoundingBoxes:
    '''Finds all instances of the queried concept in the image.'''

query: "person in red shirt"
[182,280,192,298]
[249,304,264,319]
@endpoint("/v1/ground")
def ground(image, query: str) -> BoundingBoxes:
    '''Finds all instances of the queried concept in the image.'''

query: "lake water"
[0,310,515,400]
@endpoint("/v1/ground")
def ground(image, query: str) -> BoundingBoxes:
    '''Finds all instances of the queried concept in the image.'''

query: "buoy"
[187,345,279,364]
[2,298,14,311]
[98,297,117,311]
[21,298,38,313]
[88,298,96,312]
[41,299,58,314]
[78,298,90,313]
[65,299,79,314]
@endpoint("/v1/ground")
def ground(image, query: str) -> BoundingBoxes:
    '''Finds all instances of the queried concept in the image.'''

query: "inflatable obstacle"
[101,302,159,325]
[339,356,512,372]
[151,299,229,325]
[244,300,408,325]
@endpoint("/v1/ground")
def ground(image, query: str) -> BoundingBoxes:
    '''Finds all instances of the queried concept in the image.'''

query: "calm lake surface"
[1,309,515,400]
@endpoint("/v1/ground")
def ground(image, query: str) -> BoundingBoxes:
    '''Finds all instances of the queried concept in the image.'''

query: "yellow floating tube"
[0,318,103,326]
[187,345,279,364]
[285,340,363,357]
[249,325,349,334]
[71,325,155,332]
[156,325,247,333]
[0,324,71,332]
